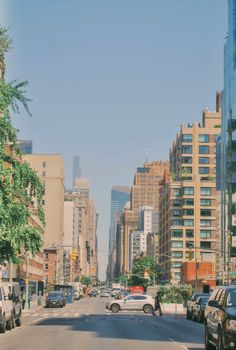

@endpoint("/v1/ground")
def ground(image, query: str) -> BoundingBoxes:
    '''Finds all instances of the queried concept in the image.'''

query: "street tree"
[0,25,45,264]
[131,256,163,289]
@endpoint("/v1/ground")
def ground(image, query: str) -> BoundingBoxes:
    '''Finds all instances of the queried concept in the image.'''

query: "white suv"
[0,284,14,333]
[106,293,155,314]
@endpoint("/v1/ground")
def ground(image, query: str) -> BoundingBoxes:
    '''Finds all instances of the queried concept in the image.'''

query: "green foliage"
[0,25,11,78]
[80,276,93,286]
[0,26,44,264]
[131,256,163,289]
[158,284,192,304]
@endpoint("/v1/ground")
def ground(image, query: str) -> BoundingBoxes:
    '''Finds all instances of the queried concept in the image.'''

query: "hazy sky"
[1,0,227,279]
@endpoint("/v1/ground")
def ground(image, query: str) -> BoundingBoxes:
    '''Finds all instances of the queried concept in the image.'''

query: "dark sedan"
[88,290,98,297]
[192,295,209,322]
[46,291,66,308]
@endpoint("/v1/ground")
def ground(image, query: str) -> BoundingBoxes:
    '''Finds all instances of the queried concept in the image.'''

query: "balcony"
[228,119,236,131]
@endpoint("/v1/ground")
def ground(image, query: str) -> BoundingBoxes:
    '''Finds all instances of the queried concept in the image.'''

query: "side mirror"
[208,300,220,308]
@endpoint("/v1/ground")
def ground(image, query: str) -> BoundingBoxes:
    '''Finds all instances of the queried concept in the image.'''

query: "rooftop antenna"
[145,145,149,163]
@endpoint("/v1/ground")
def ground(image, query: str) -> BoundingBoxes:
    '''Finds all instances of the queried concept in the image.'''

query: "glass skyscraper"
[221,0,236,260]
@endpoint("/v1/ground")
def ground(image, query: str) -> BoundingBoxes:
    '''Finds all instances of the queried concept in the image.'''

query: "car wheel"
[15,318,21,327]
[205,324,214,350]
[6,317,13,331]
[111,304,120,313]
[217,328,224,350]
[0,316,6,334]
[143,304,154,314]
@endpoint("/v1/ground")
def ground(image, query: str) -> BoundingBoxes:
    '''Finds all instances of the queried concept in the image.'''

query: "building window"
[200,230,211,239]
[172,262,182,268]
[200,219,211,226]
[171,241,183,248]
[200,187,211,196]
[172,219,182,226]
[200,241,211,249]
[173,188,181,197]
[45,252,49,259]
[199,157,209,164]
[45,263,48,270]
[172,251,183,258]
[183,187,194,195]
[199,134,209,143]
[199,167,209,174]
[182,145,192,154]
[173,210,181,217]
[186,241,194,248]
[200,209,211,217]
[199,146,209,154]
[42,161,46,168]
[184,209,194,216]
[173,199,180,207]
[183,199,194,206]
[200,199,211,206]
[182,157,192,164]
[183,219,194,226]
[182,134,193,142]
[185,251,194,259]
[171,230,183,238]
[186,229,194,238]
[42,171,46,177]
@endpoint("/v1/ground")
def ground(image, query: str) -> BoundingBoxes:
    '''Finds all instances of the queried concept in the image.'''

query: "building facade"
[159,100,221,285]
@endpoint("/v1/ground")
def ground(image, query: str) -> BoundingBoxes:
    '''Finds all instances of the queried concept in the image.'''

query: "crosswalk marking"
[32,313,39,317]
[64,313,69,317]
[74,313,79,317]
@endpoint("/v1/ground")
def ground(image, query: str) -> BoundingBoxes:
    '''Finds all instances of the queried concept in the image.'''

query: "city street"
[0,297,204,350]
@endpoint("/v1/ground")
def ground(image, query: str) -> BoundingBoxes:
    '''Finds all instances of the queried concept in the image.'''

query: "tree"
[131,256,163,289]
[0,26,45,264]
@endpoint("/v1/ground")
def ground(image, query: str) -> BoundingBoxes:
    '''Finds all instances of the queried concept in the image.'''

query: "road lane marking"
[52,313,58,317]
[74,313,79,317]
[32,313,39,317]
[169,337,189,350]
[31,316,48,323]
[42,313,49,317]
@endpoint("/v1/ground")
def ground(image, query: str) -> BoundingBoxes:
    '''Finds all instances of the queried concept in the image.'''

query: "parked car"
[2,282,22,327]
[187,292,209,320]
[88,290,97,297]
[0,284,14,333]
[100,290,110,298]
[192,295,209,323]
[205,285,236,350]
[106,293,155,314]
[45,291,66,308]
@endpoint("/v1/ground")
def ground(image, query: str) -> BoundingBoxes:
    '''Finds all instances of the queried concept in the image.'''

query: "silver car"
[106,293,154,314]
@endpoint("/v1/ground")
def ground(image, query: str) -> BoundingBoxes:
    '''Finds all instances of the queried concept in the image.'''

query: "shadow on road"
[34,313,204,349]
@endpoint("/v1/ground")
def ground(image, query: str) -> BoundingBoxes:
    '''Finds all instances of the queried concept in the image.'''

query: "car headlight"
[226,319,236,331]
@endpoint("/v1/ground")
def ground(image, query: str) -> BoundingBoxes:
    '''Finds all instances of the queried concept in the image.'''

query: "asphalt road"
[0,296,205,350]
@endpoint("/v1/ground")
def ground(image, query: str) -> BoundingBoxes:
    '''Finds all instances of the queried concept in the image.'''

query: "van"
[2,282,22,327]
[0,284,14,333]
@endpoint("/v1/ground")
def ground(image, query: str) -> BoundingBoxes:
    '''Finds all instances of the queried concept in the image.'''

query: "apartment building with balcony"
[159,95,221,285]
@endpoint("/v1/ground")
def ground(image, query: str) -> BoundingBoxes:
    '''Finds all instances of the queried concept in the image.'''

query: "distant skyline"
[0,1,227,279]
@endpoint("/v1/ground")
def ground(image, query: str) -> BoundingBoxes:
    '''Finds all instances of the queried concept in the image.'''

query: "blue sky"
[1,0,227,279]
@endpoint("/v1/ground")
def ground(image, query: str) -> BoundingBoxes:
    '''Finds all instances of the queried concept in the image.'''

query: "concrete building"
[23,154,65,284]
[159,99,221,285]
[119,161,168,274]
[129,231,145,271]
[72,155,82,188]
[146,232,159,261]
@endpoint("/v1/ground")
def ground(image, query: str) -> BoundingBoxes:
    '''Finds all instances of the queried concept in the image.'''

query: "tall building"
[72,155,82,188]
[159,99,221,286]
[107,186,130,279]
[118,161,168,275]
[220,0,236,280]
[23,154,65,284]
[17,140,33,154]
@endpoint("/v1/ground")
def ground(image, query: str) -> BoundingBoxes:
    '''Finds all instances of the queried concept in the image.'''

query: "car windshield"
[48,292,62,298]
[226,290,236,306]
[201,297,209,305]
